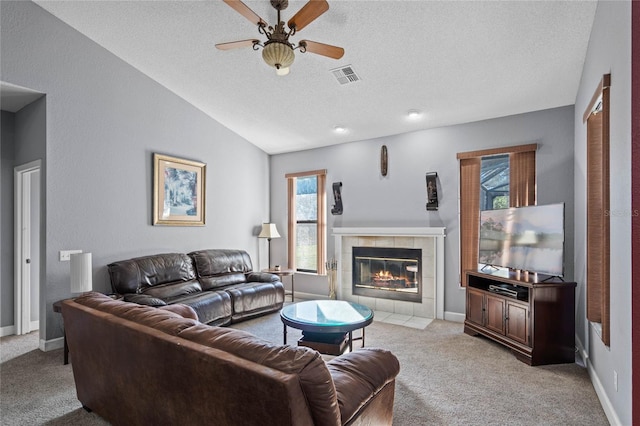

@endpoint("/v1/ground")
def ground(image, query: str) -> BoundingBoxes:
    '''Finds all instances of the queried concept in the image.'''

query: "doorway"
[14,160,41,335]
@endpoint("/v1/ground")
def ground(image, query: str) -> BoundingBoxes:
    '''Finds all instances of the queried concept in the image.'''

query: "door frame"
[14,159,41,335]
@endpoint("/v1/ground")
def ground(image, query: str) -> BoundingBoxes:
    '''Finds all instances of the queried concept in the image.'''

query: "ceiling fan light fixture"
[262,41,295,74]
[276,66,290,76]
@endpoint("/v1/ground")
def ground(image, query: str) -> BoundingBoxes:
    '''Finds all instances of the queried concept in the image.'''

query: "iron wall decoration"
[380,145,388,176]
[426,172,438,211]
[153,153,206,226]
[331,181,343,215]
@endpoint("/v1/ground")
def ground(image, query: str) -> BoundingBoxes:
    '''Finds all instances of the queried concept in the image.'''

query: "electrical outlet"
[614,370,618,391]
[59,250,82,261]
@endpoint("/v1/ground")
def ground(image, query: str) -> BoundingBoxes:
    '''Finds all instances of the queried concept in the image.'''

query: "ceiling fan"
[216,0,344,76]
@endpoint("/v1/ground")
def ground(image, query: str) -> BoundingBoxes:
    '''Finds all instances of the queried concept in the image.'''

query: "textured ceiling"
[33,0,597,154]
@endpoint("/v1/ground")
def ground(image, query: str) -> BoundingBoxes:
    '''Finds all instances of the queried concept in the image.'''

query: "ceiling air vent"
[331,65,360,85]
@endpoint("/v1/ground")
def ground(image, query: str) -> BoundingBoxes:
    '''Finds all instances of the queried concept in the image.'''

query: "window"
[584,74,611,346]
[457,144,537,286]
[286,170,327,274]
[480,155,510,211]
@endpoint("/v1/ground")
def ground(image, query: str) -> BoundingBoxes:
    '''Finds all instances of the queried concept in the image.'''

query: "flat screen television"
[478,203,565,277]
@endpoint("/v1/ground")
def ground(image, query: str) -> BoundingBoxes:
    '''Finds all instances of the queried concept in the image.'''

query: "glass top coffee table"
[280,300,374,355]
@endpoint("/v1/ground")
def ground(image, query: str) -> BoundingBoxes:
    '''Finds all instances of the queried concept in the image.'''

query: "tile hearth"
[374,311,433,330]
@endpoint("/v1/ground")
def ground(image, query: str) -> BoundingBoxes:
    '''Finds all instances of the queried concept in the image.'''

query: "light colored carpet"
[1,314,608,425]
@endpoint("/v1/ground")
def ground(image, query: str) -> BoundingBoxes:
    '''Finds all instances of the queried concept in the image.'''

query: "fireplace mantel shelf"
[332,227,446,237]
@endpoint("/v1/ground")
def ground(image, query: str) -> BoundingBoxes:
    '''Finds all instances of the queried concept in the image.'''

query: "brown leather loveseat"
[62,292,400,425]
[108,249,284,325]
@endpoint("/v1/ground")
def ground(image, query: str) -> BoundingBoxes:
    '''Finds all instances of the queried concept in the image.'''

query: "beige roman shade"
[585,74,611,346]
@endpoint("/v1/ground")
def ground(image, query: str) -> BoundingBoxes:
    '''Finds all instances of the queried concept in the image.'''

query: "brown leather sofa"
[108,249,284,325]
[62,292,400,426]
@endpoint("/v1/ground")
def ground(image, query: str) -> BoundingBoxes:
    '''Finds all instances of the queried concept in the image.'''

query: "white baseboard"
[587,359,622,425]
[444,311,465,323]
[0,325,16,337]
[578,335,622,426]
[1,324,40,337]
[574,334,587,367]
[293,291,331,301]
[40,336,64,352]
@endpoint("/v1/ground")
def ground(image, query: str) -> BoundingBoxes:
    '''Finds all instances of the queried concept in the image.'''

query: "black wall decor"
[380,145,388,176]
[331,182,343,215]
[426,172,438,211]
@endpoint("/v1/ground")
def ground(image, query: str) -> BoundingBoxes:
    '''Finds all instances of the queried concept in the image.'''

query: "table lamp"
[70,252,92,294]
[258,223,280,269]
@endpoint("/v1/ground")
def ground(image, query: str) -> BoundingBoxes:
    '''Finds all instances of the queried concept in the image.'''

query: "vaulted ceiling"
[34,0,597,154]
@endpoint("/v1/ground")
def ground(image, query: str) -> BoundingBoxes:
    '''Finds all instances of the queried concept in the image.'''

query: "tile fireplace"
[352,246,422,303]
[333,227,446,320]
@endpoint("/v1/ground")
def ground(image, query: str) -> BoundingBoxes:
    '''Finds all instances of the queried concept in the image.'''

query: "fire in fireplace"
[352,247,422,303]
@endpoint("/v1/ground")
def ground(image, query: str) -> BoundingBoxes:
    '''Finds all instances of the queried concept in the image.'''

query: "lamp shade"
[258,223,281,239]
[262,41,295,72]
[70,252,92,293]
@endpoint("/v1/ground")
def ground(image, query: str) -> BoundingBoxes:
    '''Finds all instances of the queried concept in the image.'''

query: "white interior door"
[14,160,41,335]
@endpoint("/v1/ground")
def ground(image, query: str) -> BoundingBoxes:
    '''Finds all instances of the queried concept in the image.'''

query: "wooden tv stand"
[464,270,576,366]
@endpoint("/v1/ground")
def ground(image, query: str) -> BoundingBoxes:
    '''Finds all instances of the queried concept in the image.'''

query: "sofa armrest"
[327,348,400,424]
[159,304,199,320]
[246,272,280,283]
[123,293,168,307]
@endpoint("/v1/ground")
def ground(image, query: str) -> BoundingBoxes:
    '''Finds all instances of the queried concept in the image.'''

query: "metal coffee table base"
[283,326,366,355]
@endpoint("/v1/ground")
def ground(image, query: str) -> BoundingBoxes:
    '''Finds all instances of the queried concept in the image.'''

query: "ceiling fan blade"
[300,40,344,59]
[288,0,329,31]
[222,0,267,26]
[215,39,259,50]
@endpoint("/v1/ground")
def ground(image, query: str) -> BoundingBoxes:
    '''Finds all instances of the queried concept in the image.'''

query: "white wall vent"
[331,65,360,85]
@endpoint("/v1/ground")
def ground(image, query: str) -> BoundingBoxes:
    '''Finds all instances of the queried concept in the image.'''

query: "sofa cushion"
[178,324,342,425]
[189,249,253,277]
[167,290,233,326]
[123,294,167,306]
[108,253,196,294]
[198,273,247,291]
[142,280,202,299]
[224,282,284,321]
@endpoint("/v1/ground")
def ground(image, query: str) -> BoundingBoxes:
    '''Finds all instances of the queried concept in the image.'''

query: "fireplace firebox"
[352,247,422,303]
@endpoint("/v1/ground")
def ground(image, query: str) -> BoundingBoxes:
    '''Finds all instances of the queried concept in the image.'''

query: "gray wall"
[573,1,632,423]
[1,1,271,341]
[270,105,575,316]
[1,111,16,326]
[14,98,47,332]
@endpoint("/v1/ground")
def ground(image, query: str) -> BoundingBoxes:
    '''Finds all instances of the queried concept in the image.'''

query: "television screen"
[478,203,565,276]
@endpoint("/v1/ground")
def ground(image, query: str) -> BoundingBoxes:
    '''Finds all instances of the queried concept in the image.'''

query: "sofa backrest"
[108,252,198,295]
[189,249,254,290]
[63,293,340,425]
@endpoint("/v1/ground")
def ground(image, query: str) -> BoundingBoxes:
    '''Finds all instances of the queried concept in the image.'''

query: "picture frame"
[153,153,206,226]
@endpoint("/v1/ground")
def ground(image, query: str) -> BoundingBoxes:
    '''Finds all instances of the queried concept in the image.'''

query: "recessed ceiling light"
[407,110,421,119]
[334,126,347,133]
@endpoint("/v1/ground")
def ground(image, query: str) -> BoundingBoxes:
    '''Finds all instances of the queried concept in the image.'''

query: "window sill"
[295,271,325,277]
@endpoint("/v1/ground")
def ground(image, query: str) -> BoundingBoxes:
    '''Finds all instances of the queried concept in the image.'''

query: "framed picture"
[153,153,206,226]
